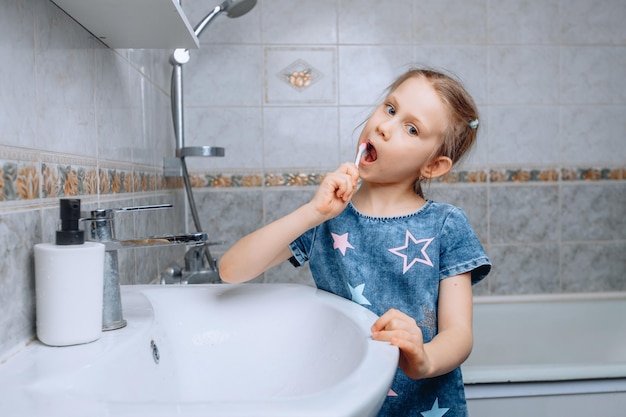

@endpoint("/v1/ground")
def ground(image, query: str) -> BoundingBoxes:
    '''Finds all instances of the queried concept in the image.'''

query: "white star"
[388,230,434,274]
[420,398,449,417]
[331,232,354,256]
[348,283,371,306]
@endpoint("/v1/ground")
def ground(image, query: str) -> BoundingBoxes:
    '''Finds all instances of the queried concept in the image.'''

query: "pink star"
[331,232,354,256]
[388,230,434,274]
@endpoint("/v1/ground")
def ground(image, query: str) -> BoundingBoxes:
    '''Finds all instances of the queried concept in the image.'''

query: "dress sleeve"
[438,207,491,285]
[288,227,316,267]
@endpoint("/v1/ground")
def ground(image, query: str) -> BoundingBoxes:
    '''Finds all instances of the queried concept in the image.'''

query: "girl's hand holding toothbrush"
[309,162,359,221]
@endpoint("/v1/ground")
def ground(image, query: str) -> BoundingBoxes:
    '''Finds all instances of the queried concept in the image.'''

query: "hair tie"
[468,119,479,129]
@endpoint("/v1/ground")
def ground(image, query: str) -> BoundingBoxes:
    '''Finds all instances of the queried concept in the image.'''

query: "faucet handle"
[82,204,173,242]
[82,204,173,221]
[114,204,173,213]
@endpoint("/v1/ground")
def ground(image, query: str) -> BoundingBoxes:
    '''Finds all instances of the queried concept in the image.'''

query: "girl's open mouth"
[365,142,377,162]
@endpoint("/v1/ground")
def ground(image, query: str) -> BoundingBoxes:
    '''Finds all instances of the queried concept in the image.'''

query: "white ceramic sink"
[0,284,398,417]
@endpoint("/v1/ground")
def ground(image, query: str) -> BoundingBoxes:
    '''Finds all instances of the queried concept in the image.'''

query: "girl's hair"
[385,68,479,197]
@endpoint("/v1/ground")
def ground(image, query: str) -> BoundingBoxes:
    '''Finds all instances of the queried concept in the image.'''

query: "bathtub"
[462,292,626,417]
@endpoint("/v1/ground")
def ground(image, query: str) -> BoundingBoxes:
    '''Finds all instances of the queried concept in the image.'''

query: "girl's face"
[357,76,449,186]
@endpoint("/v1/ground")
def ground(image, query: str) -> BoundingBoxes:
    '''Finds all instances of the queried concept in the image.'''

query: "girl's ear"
[421,156,453,179]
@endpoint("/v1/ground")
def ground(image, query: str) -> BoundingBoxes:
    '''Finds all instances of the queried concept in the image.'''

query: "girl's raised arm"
[219,163,359,283]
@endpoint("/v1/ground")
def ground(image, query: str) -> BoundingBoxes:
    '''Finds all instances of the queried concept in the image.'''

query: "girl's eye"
[406,125,419,136]
[385,104,395,116]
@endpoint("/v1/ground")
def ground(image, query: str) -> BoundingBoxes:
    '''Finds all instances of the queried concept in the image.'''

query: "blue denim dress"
[289,201,491,417]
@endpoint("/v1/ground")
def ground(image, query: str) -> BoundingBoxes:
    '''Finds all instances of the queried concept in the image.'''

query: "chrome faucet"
[159,244,222,285]
[82,204,208,330]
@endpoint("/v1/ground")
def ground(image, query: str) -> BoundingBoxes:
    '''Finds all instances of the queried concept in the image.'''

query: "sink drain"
[150,340,160,364]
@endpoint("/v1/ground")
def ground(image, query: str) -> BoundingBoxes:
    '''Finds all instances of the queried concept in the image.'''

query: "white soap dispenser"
[34,199,105,346]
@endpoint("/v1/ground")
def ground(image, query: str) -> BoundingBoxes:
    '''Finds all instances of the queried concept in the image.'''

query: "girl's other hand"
[371,308,429,380]
[309,162,359,220]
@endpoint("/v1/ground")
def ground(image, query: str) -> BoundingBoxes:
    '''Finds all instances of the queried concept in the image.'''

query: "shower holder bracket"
[176,146,225,158]
[163,157,183,178]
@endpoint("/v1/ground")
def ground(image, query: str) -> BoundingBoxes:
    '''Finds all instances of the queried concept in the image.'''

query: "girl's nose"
[375,119,392,140]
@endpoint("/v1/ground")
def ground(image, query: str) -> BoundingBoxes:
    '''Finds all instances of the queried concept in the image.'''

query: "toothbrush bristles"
[355,143,367,167]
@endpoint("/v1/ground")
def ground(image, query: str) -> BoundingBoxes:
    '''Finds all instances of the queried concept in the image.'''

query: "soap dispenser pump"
[34,199,105,346]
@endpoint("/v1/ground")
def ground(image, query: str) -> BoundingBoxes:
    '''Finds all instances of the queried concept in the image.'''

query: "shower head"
[193,0,257,37]
[223,0,257,18]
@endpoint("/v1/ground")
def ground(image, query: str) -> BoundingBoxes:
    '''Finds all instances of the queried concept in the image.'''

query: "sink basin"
[0,284,398,417]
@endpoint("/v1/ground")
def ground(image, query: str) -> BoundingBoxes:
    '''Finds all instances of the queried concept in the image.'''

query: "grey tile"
[561,242,626,292]
[489,185,559,244]
[488,244,560,295]
[192,189,264,249]
[0,211,40,357]
[561,183,626,241]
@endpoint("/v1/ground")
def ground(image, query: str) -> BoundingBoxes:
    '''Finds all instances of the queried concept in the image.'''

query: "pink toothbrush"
[354,143,367,167]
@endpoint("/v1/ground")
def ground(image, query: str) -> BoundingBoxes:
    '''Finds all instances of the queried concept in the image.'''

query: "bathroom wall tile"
[264,47,337,105]
[414,46,489,106]
[182,0,261,45]
[488,0,560,44]
[561,241,626,292]
[561,47,626,105]
[263,188,315,223]
[261,0,336,44]
[339,106,371,163]
[133,79,162,167]
[97,108,139,164]
[560,105,626,165]
[0,0,37,149]
[189,189,264,251]
[489,185,560,244]
[561,0,626,44]
[41,154,99,198]
[0,147,40,202]
[413,0,487,44]
[152,49,174,94]
[146,87,175,169]
[128,65,155,167]
[263,106,339,170]
[338,46,414,106]
[184,107,263,171]
[488,244,560,294]
[488,46,560,105]
[0,210,40,358]
[127,49,172,95]
[95,48,136,164]
[561,183,626,241]
[34,0,98,156]
[487,106,560,166]
[338,0,413,44]
[185,45,263,107]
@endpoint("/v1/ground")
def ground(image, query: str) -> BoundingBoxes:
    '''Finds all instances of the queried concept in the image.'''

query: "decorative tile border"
[0,147,172,204]
[0,145,623,202]
[186,167,625,189]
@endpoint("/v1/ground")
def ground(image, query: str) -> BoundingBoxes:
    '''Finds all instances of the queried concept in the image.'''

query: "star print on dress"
[331,232,354,256]
[420,398,449,417]
[348,283,371,305]
[388,230,434,273]
[417,305,437,338]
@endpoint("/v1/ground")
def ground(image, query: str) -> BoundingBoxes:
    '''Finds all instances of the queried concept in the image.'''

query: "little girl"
[219,68,491,417]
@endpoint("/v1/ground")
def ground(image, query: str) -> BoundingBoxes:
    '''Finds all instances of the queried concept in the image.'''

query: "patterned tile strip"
[0,146,623,203]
